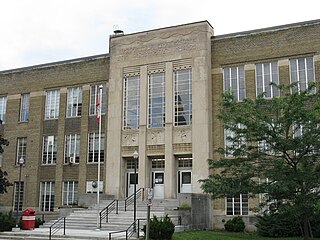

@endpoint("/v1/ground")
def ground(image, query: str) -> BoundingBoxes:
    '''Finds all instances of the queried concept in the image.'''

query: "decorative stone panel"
[147,129,165,145]
[122,131,139,146]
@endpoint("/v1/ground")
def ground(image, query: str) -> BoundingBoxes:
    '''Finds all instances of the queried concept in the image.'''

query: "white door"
[126,172,138,197]
[152,171,164,199]
[178,171,192,193]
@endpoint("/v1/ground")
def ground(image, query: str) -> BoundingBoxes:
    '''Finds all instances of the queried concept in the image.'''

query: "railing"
[108,219,145,240]
[49,217,65,240]
[99,199,119,228]
[124,188,144,211]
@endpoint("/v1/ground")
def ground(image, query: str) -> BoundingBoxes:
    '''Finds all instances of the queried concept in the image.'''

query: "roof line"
[0,53,109,74]
[213,19,320,40]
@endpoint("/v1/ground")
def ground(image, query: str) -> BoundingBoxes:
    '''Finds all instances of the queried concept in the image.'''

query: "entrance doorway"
[178,171,192,193]
[152,171,164,199]
[126,172,138,197]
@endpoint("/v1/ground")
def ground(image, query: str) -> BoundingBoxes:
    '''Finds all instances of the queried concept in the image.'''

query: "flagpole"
[96,85,103,230]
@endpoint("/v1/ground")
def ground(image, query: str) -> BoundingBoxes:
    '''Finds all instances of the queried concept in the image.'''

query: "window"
[174,69,192,126]
[224,66,245,101]
[67,87,82,117]
[88,132,105,163]
[13,182,24,211]
[42,136,57,165]
[16,137,27,164]
[89,84,106,116]
[39,181,55,212]
[64,134,80,164]
[226,194,248,215]
[290,57,315,93]
[127,159,139,170]
[45,90,60,119]
[0,96,7,124]
[224,124,245,157]
[151,158,165,168]
[20,93,30,122]
[123,76,140,129]
[178,157,192,168]
[256,62,279,98]
[148,73,165,128]
[62,181,78,206]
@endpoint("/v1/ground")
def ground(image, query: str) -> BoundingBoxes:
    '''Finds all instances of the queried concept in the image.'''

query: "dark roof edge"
[0,53,109,75]
[213,19,320,40]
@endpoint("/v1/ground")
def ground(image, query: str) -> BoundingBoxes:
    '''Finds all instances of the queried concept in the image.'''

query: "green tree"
[200,84,320,240]
[0,136,11,194]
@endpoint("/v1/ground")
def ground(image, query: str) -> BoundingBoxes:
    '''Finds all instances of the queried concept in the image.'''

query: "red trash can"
[22,208,36,230]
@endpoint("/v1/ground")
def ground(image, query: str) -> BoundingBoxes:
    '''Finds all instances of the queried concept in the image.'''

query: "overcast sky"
[1,0,319,71]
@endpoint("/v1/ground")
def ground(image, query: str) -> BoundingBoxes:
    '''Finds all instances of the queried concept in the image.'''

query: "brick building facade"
[0,19,319,229]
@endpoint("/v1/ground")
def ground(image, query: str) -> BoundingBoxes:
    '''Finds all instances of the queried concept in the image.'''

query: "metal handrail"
[49,217,65,240]
[108,219,143,240]
[99,199,118,228]
[124,187,144,211]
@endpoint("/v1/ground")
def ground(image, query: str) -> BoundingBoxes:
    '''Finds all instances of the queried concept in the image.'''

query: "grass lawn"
[172,231,306,240]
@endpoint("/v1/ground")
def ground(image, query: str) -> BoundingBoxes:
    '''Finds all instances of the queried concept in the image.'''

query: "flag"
[96,93,100,124]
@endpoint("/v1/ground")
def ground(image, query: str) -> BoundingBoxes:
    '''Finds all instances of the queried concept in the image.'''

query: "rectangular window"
[148,72,165,128]
[62,181,78,206]
[224,124,245,157]
[256,62,279,98]
[0,96,7,124]
[42,135,57,165]
[40,181,55,212]
[20,93,30,122]
[88,132,105,163]
[67,87,82,117]
[64,134,80,164]
[127,159,139,170]
[224,66,245,101]
[16,137,27,164]
[226,194,248,215]
[151,158,165,168]
[89,84,106,116]
[13,182,24,211]
[123,76,140,129]
[174,69,192,126]
[45,90,60,119]
[290,56,315,93]
[178,157,193,168]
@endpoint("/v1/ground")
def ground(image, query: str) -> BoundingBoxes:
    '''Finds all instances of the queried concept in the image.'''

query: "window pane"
[45,90,60,119]
[0,96,7,124]
[20,93,30,122]
[123,76,140,129]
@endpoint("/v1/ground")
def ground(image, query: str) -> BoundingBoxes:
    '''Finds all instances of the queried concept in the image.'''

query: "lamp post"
[16,157,24,227]
[133,150,139,224]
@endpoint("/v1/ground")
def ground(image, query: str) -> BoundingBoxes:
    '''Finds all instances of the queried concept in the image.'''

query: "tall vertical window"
[226,194,248,215]
[148,72,165,128]
[224,66,245,101]
[123,76,140,129]
[20,93,30,122]
[174,69,192,126]
[89,84,106,116]
[13,182,24,211]
[88,132,105,163]
[67,87,82,117]
[256,62,279,98]
[16,137,27,164]
[290,57,315,93]
[62,181,78,206]
[224,124,245,157]
[0,96,7,124]
[64,134,80,164]
[45,90,60,119]
[39,181,55,212]
[42,135,57,165]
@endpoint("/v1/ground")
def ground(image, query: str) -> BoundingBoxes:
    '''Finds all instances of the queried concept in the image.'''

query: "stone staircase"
[0,198,179,240]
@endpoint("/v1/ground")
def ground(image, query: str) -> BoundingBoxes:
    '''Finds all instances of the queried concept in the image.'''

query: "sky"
[0,0,319,71]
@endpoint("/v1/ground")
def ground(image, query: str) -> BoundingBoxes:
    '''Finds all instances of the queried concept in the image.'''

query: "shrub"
[0,211,15,232]
[224,216,245,232]
[256,212,300,237]
[143,215,175,240]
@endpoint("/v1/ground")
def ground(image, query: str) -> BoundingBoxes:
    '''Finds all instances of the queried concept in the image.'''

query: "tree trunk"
[302,217,310,240]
